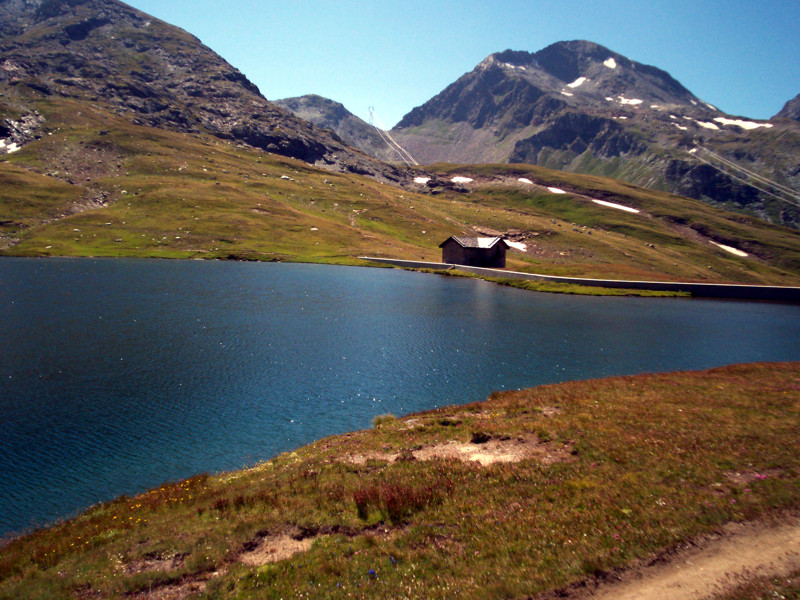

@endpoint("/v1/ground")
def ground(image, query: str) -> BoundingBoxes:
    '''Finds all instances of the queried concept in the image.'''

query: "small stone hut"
[439,236,509,268]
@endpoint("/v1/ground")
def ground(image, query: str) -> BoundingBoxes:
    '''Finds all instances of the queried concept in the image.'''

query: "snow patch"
[670,115,678,119]
[0,139,21,153]
[591,198,640,214]
[650,104,661,109]
[618,96,643,106]
[711,241,748,257]
[605,97,614,102]
[560,91,574,97]
[414,176,431,184]
[604,57,617,69]
[696,121,720,130]
[567,76,588,89]
[705,103,718,111]
[548,187,567,194]
[672,123,688,131]
[505,240,527,252]
[689,148,697,154]
[502,63,526,71]
[518,178,533,184]
[690,99,698,106]
[451,176,473,184]
[713,117,773,131]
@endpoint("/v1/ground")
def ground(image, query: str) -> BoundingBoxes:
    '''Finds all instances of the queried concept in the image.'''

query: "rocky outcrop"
[0,111,45,153]
[275,95,395,161]
[510,112,646,163]
[664,159,762,207]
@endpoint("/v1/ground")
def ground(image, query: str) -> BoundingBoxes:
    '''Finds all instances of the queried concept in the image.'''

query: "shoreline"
[360,256,800,302]
[2,361,799,599]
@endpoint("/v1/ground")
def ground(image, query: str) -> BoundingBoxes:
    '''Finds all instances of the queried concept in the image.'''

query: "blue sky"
[127,0,799,128]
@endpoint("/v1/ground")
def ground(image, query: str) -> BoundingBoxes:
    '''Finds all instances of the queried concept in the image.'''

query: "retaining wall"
[359,257,800,303]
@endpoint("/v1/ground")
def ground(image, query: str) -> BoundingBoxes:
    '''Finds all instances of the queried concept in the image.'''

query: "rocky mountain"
[386,41,800,228]
[773,93,800,122]
[274,95,402,162]
[0,0,408,183]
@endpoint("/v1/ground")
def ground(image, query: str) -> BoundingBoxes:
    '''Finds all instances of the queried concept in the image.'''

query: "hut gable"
[439,236,509,268]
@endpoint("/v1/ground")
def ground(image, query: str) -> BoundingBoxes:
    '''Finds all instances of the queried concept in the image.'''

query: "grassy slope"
[425,163,800,284]
[1,362,798,599]
[2,98,800,288]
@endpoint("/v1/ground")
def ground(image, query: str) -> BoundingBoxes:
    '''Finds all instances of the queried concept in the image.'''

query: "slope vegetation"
[3,99,800,289]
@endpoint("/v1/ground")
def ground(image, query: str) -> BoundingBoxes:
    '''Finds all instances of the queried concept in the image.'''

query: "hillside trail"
[550,514,800,600]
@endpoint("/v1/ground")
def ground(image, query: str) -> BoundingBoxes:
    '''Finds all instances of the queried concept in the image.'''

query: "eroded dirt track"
[556,515,800,600]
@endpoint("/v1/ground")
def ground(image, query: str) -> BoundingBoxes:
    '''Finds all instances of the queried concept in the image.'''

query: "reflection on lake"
[2,257,799,535]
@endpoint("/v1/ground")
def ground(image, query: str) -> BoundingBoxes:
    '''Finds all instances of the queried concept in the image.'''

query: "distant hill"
[773,93,800,122]
[384,41,800,228]
[274,95,404,163]
[0,0,407,184]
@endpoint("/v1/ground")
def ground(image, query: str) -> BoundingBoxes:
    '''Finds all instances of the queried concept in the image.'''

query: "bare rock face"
[0,0,408,183]
[274,95,401,163]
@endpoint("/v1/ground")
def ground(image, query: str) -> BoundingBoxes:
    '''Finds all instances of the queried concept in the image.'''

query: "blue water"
[1,257,800,536]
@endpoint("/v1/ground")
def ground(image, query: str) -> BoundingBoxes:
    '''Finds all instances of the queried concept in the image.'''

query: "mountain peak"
[384,40,799,228]
[398,40,704,133]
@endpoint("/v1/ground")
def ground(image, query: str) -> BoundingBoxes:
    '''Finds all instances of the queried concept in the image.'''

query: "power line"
[368,107,418,167]
[696,146,800,199]
[689,147,800,210]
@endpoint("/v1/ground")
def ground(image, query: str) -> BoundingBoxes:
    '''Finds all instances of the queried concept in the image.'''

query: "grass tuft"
[372,413,397,428]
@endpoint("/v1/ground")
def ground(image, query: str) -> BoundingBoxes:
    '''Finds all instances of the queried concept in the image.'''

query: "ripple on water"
[1,259,800,535]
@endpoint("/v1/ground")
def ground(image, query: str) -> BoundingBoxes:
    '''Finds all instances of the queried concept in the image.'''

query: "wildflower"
[368,569,377,579]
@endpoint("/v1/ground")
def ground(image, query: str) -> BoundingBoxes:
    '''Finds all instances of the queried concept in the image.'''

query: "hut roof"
[438,236,508,249]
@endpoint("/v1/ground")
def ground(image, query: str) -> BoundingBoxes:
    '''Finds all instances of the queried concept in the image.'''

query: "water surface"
[2,257,799,535]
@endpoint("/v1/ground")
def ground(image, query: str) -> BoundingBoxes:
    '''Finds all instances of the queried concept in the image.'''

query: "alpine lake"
[2,257,800,536]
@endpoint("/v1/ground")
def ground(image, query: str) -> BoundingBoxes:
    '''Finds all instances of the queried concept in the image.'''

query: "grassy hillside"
[3,98,800,288]
[423,163,800,284]
[1,362,798,599]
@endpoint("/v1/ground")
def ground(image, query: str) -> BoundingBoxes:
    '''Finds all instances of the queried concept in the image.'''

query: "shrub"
[352,476,452,523]
[353,485,380,520]
[372,414,397,428]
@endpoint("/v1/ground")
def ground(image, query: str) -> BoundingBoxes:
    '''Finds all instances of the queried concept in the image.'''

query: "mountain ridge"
[375,41,800,228]
[0,0,409,184]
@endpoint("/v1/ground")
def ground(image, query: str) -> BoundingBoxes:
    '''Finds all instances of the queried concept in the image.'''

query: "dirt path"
[559,516,800,600]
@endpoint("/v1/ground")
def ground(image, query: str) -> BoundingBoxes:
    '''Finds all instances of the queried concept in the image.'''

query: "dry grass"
[1,362,799,599]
